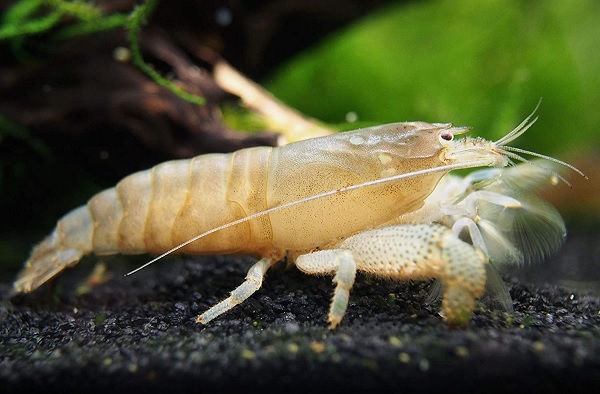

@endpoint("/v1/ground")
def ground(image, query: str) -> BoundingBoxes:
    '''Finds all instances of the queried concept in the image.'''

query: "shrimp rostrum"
[13,107,585,328]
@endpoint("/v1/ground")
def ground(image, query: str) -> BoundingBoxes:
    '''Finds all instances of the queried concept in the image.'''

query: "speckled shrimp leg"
[297,224,488,328]
[196,257,275,324]
[295,250,357,328]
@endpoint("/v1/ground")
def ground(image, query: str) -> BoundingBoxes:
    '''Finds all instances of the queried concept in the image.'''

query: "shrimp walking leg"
[336,224,488,326]
[295,250,357,328]
[196,257,274,324]
[436,232,488,325]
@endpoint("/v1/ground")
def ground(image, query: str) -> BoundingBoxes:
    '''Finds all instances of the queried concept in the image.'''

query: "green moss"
[127,0,205,105]
[0,0,205,106]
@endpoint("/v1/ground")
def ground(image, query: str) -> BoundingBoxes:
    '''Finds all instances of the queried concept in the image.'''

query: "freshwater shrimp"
[13,107,585,327]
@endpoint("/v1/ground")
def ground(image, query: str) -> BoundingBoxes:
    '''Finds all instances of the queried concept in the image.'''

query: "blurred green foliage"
[267,0,600,155]
[0,0,204,105]
[0,0,128,59]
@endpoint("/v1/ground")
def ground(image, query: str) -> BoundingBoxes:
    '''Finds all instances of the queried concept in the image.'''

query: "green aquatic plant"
[0,0,205,105]
[127,0,205,105]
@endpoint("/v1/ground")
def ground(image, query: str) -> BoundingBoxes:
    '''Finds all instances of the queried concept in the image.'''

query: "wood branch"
[0,29,279,179]
[213,61,334,144]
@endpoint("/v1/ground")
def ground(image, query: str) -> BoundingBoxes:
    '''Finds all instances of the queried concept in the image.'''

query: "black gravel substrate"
[1,229,600,393]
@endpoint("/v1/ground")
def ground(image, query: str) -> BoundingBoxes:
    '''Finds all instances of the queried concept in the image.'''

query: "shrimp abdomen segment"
[163,154,249,254]
[15,148,276,293]
[87,156,236,254]
[95,149,274,256]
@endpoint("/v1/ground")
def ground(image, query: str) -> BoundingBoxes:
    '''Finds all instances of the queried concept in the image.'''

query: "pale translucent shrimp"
[13,106,585,327]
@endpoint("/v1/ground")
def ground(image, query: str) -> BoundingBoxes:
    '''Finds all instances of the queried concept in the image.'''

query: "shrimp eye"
[440,131,454,142]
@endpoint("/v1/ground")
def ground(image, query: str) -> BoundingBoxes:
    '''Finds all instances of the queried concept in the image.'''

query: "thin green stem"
[127,0,205,105]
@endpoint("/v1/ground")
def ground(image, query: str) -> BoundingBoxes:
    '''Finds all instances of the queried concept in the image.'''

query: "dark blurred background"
[1,0,599,287]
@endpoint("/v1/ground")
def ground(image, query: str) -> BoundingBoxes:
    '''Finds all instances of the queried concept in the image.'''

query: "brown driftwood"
[0,28,279,178]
